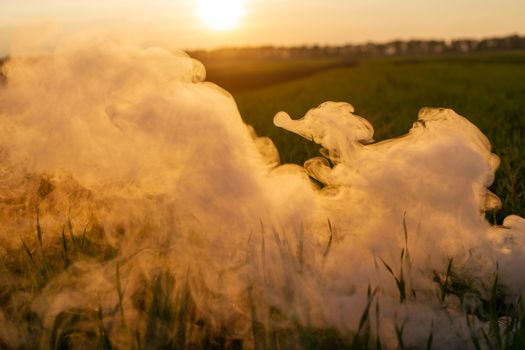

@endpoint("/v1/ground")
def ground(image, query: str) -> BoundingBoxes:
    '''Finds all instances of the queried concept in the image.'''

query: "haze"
[1,0,524,55]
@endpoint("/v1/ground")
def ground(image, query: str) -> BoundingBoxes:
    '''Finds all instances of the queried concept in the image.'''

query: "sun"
[196,0,246,31]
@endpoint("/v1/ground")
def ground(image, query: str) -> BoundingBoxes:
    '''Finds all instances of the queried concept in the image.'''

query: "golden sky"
[1,0,525,54]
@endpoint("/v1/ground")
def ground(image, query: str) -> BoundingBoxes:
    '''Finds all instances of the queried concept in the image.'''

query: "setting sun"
[196,0,245,31]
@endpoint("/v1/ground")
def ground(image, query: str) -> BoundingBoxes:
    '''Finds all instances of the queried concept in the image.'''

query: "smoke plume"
[0,38,524,349]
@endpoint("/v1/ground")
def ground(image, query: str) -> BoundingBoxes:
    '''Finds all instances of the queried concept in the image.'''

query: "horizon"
[1,26,523,58]
[186,32,525,52]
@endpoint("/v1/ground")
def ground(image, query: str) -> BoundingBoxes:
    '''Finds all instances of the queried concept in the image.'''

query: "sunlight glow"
[196,0,246,31]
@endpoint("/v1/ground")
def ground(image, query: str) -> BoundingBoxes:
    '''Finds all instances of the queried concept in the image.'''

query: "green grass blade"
[116,263,126,327]
[61,226,70,268]
[21,239,36,267]
[36,207,43,250]
[323,218,334,259]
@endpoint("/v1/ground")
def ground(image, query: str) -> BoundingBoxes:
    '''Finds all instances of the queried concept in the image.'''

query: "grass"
[197,57,354,92]
[2,207,523,349]
[1,51,525,348]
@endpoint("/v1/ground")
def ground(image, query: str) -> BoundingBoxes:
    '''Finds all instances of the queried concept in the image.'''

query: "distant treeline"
[190,34,525,61]
[0,34,524,65]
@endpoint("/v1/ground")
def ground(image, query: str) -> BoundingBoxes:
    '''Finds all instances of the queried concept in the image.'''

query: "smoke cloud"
[0,37,524,349]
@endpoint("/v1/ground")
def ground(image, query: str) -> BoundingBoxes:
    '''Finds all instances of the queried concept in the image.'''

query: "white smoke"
[0,38,524,349]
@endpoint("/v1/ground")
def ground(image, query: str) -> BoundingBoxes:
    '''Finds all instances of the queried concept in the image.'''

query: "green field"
[200,57,354,92]
[208,52,525,222]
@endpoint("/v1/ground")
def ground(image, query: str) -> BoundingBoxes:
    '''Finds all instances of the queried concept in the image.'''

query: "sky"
[1,0,525,54]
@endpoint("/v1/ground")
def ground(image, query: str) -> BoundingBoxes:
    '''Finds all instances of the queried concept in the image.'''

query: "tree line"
[190,34,525,61]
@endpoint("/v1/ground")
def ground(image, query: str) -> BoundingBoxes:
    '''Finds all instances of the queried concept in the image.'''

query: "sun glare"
[196,0,245,31]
